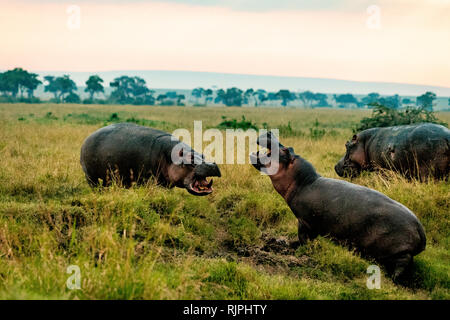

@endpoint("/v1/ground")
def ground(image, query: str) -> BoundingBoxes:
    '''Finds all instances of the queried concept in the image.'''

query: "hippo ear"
[287,147,294,156]
[282,147,295,161]
[177,147,195,164]
[352,134,357,141]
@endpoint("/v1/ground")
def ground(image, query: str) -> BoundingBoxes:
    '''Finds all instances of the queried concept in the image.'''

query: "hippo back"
[366,123,449,178]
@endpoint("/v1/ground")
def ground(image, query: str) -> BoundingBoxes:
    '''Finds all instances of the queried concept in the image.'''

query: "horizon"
[24,68,450,90]
[14,69,450,97]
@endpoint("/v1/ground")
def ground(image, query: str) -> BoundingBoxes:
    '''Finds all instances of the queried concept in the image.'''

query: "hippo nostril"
[195,162,221,178]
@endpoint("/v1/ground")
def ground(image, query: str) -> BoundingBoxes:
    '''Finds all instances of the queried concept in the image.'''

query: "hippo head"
[168,144,221,196]
[250,131,295,176]
[335,134,368,178]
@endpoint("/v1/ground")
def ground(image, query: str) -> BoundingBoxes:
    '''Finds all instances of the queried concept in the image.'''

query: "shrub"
[64,92,81,104]
[217,116,258,131]
[355,104,447,132]
[263,121,303,137]
[309,119,326,139]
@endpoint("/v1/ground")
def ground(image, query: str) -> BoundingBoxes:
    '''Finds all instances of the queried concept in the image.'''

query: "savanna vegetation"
[1,68,447,110]
[0,103,448,300]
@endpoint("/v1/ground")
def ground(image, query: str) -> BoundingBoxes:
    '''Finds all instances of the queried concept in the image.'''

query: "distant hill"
[33,70,450,97]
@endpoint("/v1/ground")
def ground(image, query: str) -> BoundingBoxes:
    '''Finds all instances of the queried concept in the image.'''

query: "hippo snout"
[335,158,345,177]
[194,162,221,178]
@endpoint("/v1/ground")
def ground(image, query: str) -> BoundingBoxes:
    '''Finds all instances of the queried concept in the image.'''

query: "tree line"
[0,67,446,110]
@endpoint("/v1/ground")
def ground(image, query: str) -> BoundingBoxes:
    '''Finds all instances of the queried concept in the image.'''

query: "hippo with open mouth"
[80,123,221,195]
[250,132,426,281]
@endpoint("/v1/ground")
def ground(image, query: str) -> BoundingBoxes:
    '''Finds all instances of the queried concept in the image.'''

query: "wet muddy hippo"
[335,123,450,180]
[250,132,426,280]
[80,123,221,195]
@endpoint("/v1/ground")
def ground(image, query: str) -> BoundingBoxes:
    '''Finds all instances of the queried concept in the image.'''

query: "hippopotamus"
[80,123,221,195]
[250,132,426,281]
[335,123,450,180]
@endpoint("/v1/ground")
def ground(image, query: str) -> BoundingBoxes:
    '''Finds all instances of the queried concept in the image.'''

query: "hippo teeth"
[191,178,213,192]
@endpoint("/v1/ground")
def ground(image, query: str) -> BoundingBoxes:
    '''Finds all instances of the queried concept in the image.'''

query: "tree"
[244,88,255,106]
[65,92,81,103]
[204,89,213,105]
[214,89,225,104]
[191,87,204,105]
[23,72,41,98]
[44,75,77,102]
[416,91,436,111]
[157,94,167,105]
[56,75,77,102]
[216,87,243,106]
[255,89,267,107]
[298,91,316,107]
[44,76,59,101]
[276,90,295,107]
[131,77,151,99]
[0,72,15,97]
[362,92,380,106]
[109,76,154,105]
[110,76,135,104]
[85,75,104,100]
[402,98,413,105]
[159,91,182,106]
[334,94,358,108]
[0,73,5,96]
[267,92,278,103]
[177,94,186,106]
[0,68,32,98]
[379,94,400,109]
[313,93,329,107]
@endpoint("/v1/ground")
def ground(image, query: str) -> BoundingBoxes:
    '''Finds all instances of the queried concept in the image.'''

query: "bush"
[64,93,81,104]
[355,104,447,132]
[82,98,94,104]
[263,121,303,137]
[309,119,326,139]
[217,116,258,131]
[0,96,40,103]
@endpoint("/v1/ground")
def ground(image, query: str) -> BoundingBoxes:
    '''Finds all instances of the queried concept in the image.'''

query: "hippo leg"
[297,220,316,245]
[386,252,413,283]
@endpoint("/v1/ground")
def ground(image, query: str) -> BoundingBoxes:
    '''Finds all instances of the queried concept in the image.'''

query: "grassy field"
[0,103,448,300]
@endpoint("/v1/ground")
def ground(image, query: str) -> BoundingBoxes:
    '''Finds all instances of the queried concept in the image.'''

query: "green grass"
[0,103,448,300]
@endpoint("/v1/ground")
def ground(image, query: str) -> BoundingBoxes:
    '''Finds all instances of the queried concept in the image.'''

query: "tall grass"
[0,104,448,299]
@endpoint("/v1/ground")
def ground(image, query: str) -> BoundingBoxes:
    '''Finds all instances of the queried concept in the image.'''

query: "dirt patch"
[235,234,311,270]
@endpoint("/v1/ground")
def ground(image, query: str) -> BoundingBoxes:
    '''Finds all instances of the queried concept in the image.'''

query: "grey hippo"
[335,123,449,180]
[80,123,221,195]
[250,132,426,281]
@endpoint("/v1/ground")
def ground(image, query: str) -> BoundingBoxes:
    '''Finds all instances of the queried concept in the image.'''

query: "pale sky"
[1,0,449,87]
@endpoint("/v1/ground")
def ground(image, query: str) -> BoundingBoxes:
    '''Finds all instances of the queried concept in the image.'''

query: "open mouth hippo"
[335,123,450,180]
[80,123,221,196]
[250,132,426,281]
